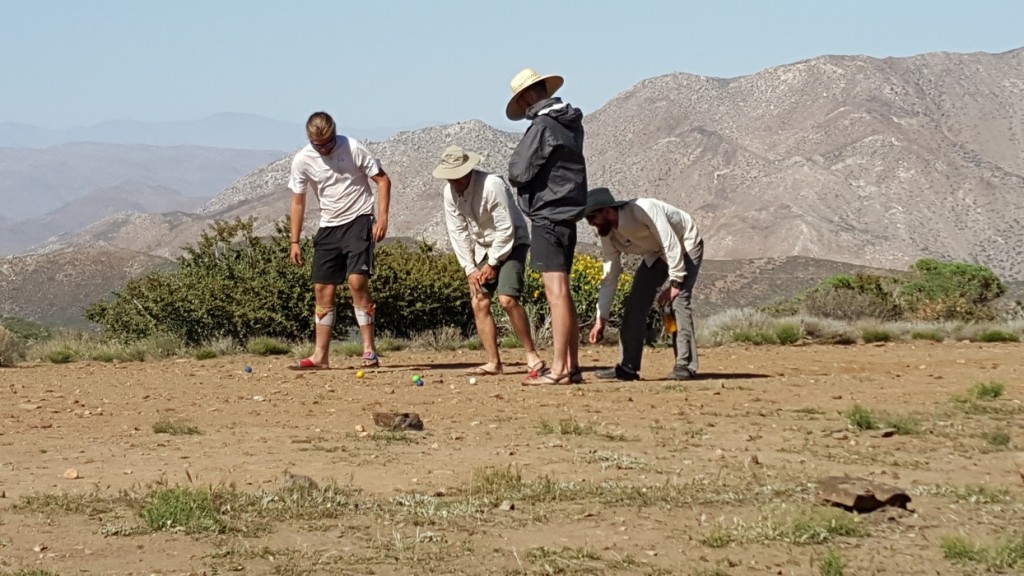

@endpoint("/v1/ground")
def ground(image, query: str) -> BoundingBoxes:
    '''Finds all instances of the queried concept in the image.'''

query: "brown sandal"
[522,372,571,386]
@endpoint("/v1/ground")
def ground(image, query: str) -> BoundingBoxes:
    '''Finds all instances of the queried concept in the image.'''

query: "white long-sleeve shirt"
[596,198,703,320]
[443,170,530,275]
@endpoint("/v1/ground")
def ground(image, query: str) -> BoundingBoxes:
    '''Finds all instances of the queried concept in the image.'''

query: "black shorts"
[312,214,374,285]
[529,220,577,273]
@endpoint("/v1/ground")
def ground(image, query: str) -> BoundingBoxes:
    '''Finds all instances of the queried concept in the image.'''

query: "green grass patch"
[246,337,291,356]
[883,414,920,435]
[152,418,201,436]
[912,484,1012,504]
[193,347,218,360]
[140,486,228,534]
[46,348,75,364]
[731,329,777,345]
[14,492,115,516]
[970,381,1005,400]
[499,334,523,349]
[860,328,893,343]
[537,417,629,441]
[773,321,803,345]
[844,404,879,430]
[981,428,1011,448]
[941,533,1024,570]
[0,570,63,576]
[819,549,845,576]
[910,329,944,342]
[335,340,364,357]
[973,329,1020,343]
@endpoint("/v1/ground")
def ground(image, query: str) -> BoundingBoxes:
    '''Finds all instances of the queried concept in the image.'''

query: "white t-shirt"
[287,136,382,228]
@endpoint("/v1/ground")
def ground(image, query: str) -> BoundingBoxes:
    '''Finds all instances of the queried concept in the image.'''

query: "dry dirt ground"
[1,342,1022,576]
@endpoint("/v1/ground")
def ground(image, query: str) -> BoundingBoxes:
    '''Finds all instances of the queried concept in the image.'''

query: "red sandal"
[288,357,330,370]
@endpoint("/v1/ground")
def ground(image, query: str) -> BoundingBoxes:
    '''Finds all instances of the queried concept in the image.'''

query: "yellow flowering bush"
[500,253,635,339]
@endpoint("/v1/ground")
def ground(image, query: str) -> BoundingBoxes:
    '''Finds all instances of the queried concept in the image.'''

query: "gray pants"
[618,240,703,374]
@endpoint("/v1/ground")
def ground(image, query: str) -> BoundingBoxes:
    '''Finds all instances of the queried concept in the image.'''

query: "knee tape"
[315,305,336,327]
[354,303,375,327]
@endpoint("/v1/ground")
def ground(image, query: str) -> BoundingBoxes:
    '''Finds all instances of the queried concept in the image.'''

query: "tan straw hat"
[505,68,564,121]
[432,145,483,179]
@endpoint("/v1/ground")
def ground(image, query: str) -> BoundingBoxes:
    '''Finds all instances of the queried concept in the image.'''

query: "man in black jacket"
[506,68,587,386]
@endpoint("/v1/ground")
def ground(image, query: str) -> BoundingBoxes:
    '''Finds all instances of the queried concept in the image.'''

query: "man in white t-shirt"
[286,111,392,370]
[433,145,545,378]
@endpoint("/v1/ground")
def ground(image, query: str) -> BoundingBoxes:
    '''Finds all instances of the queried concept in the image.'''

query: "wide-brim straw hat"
[432,145,483,180]
[505,68,564,121]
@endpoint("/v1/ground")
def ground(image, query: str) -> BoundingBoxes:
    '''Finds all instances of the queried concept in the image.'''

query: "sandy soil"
[1,341,1022,575]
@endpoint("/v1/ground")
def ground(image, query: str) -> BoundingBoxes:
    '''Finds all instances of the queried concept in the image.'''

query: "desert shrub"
[193,347,218,360]
[85,218,476,343]
[0,326,25,367]
[773,320,803,345]
[733,329,778,345]
[802,273,901,321]
[697,308,774,346]
[0,316,52,343]
[910,328,945,342]
[86,218,314,345]
[861,327,894,343]
[494,252,637,341]
[799,316,859,345]
[368,241,472,337]
[973,329,1020,343]
[896,259,1004,321]
[247,337,291,355]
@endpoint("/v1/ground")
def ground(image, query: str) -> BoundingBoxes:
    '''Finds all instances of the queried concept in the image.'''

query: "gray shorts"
[478,243,529,298]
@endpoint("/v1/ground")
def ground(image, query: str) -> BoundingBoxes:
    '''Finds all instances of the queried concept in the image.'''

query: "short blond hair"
[306,111,336,141]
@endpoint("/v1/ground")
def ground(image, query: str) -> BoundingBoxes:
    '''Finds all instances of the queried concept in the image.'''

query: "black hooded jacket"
[507,97,588,224]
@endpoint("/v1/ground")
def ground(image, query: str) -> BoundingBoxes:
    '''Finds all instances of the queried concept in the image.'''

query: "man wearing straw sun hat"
[505,67,588,386]
[433,145,546,378]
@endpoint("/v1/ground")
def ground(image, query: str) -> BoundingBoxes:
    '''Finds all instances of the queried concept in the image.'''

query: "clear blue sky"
[2,0,1022,132]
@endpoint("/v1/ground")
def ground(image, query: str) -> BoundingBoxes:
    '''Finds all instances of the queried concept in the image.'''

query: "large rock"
[815,475,911,513]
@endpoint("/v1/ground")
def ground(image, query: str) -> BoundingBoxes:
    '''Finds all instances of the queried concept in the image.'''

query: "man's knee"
[541,271,570,299]
[471,293,493,314]
[497,294,519,310]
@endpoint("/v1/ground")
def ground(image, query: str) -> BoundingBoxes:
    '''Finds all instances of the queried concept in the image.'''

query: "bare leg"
[347,273,375,356]
[498,294,542,370]
[566,303,580,373]
[312,282,336,366]
[472,291,501,371]
[541,271,573,377]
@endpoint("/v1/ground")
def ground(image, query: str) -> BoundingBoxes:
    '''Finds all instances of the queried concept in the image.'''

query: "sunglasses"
[310,135,336,154]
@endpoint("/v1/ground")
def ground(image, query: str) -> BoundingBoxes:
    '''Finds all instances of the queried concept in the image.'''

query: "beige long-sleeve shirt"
[596,198,702,320]
[443,170,530,275]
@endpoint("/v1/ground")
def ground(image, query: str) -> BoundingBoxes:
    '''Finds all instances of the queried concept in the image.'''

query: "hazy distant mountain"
[0,181,206,255]
[0,142,282,221]
[0,112,431,151]
[0,247,174,328]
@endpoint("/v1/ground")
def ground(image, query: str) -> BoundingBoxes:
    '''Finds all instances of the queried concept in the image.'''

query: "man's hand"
[290,243,303,266]
[467,270,482,299]
[478,263,497,285]
[657,285,681,308]
[588,317,606,344]
[372,216,388,243]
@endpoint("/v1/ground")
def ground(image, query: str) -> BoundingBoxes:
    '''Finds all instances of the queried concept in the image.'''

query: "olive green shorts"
[478,243,529,298]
